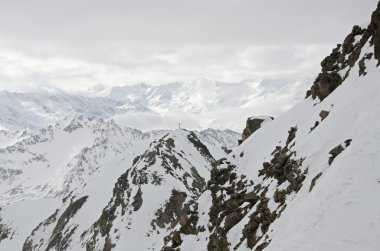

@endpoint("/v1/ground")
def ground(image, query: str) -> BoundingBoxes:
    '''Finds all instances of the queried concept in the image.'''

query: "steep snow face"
[0,78,310,131]
[163,13,380,251]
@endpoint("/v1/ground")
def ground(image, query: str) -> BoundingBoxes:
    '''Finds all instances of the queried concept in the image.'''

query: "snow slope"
[162,6,380,251]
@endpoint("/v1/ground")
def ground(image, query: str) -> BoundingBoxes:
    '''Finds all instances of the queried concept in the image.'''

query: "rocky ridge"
[306,2,380,100]
[161,3,380,250]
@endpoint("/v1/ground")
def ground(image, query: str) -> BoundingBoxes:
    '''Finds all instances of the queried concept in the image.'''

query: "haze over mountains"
[0,78,310,132]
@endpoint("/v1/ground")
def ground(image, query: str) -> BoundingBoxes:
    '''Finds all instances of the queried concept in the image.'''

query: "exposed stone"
[305,15,377,100]
[345,139,352,147]
[179,214,189,227]
[328,145,345,165]
[131,187,143,211]
[171,230,182,247]
[310,72,343,100]
[271,146,282,156]
[369,2,380,62]
[359,53,374,76]
[240,117,274,143]
[224,211,243,230]
[187,132,215,162]
[243,192,259,203]
[286,127,297,146]
[319,110,330,121]
[44,196,89,251]
[0,218,11,242]
[310,121,320,132]
[258,145,306,192]
[273,189,287,204]
[152,190,187,229]
[85,170,132,250]
[221,146,232,154]
[309,172,323,192]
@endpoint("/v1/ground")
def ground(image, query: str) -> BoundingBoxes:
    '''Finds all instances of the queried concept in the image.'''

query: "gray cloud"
[0,0,377,91]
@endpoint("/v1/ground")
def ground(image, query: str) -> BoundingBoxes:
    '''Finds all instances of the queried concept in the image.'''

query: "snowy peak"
[20,130,218,251]
[0,115,239,250]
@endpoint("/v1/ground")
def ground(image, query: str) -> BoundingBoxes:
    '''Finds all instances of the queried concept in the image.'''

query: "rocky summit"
[1,2,380,251]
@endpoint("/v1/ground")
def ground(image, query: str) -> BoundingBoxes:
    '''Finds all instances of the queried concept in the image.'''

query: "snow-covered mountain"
[1,2,380,251]
[0,78,310,132]
[0,115,239,250]
[0,90,152,130]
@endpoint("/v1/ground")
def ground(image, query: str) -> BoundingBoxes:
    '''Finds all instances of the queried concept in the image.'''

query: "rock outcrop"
[240,116,274,144]
[306,2,380,100]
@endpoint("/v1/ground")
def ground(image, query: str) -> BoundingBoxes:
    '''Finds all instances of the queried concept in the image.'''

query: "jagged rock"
[259,145,306,192]
[153,190,187,229]
[310,72,343,101]
[286,127,297,146]
[273,189,287,204]
[187,132,215,162]
[309,172,323,192]
[319,110,330,121]
[208,232,230,251]
[345,139,352,147]
[171,230,182,247]
[305,9,380,101]
[0,218,11,242]
[25,196,89,251]
[359,53,374,76]
[328,139,352,166]
[369,2,380,62]
[243,192,259,203]
[131,187,143,211]
[224,211,243,230]
[328,145,345,165]
[179,215,189,227]
[310,121,320,132]
[240,116,274,143]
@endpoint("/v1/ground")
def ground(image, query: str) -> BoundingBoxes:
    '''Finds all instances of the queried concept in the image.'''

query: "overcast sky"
[0,0,377,92]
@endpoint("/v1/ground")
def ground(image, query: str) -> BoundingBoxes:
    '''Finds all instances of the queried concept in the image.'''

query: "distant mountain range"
[0,78,310,131]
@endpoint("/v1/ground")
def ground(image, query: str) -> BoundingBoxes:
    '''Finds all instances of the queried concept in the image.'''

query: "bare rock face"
[319,110,330,121]
[370,2,380,61]
[240,116,274,144]
[306,2,380,100]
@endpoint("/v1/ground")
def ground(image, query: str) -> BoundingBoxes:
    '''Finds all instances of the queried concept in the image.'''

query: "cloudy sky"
[0,0,377,92]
